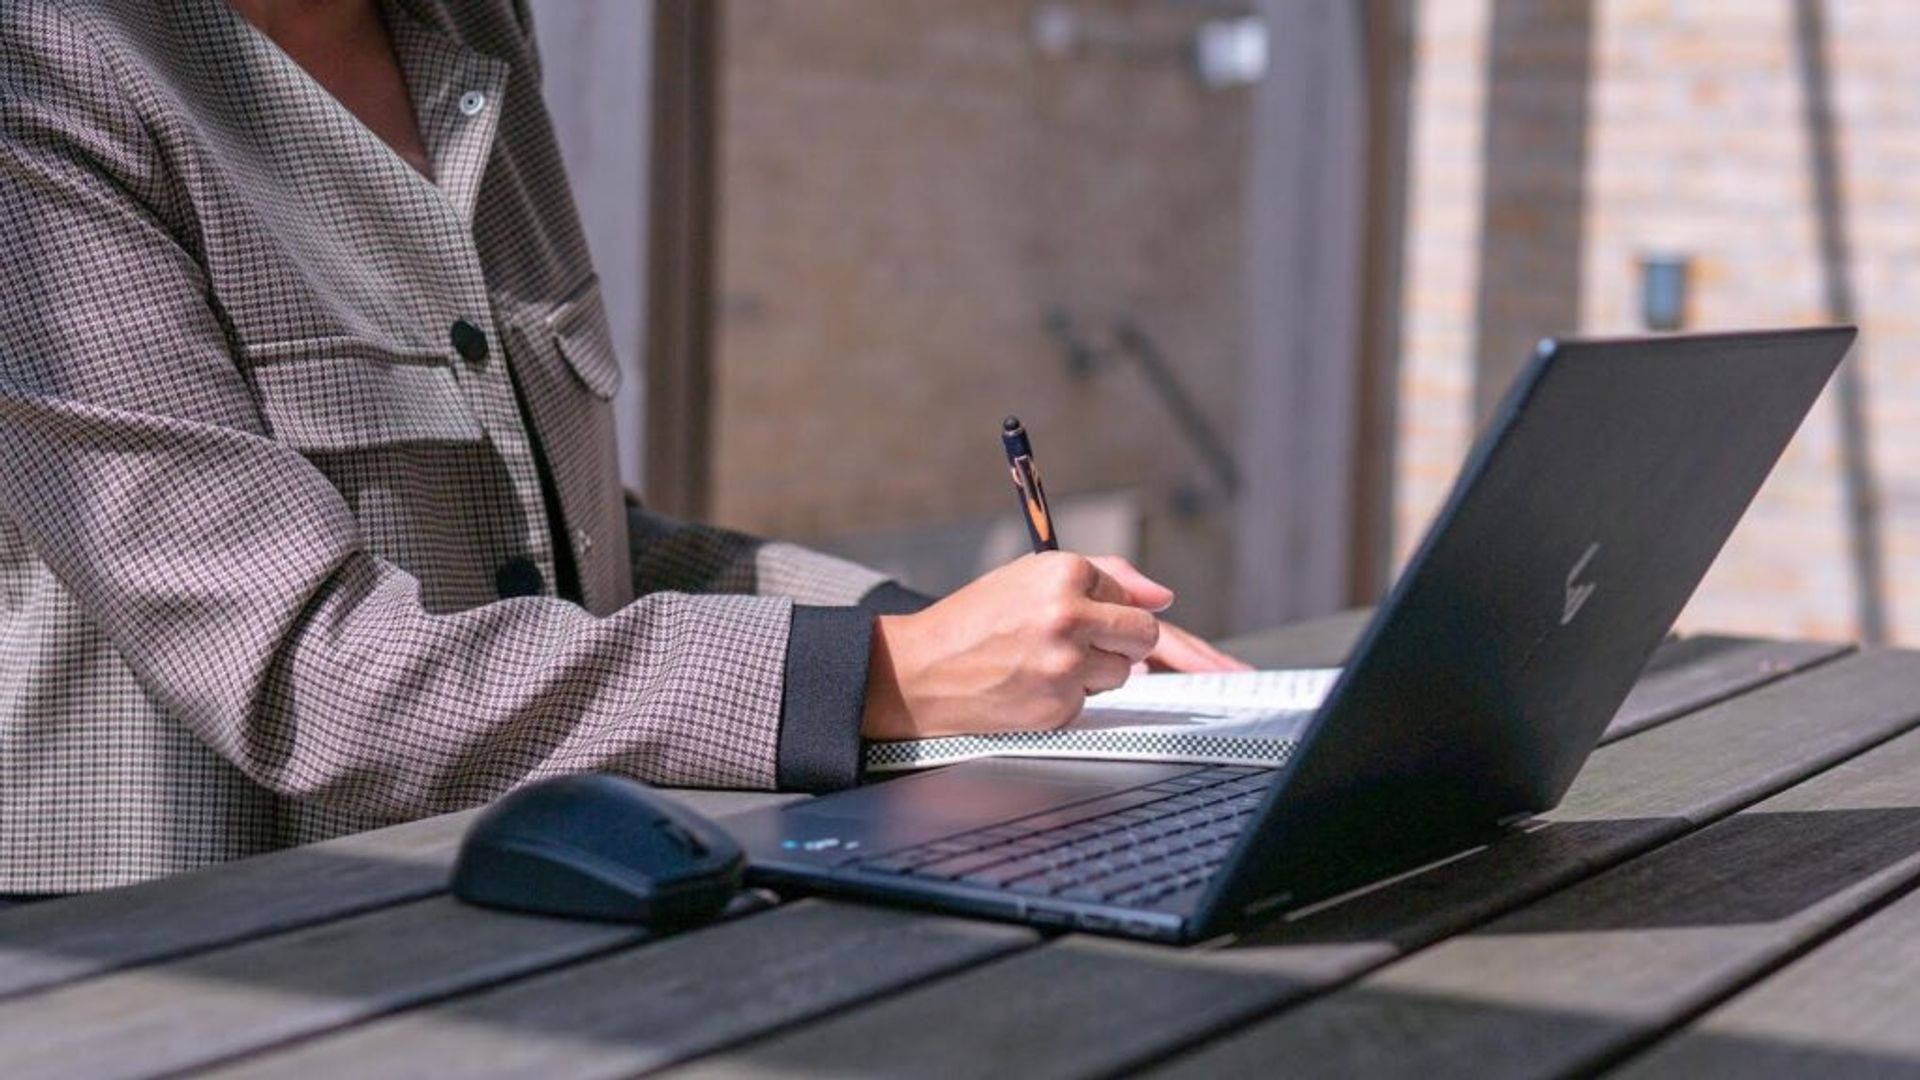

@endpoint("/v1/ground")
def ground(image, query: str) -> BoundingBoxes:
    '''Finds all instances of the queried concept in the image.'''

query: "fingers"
[1086,555,1175,613]
[1081,601,1161,662]
[1083,566,1130,607]
[1029,551,1174,613]
[1081,648,1133,696]
[1194,631,1255,670]
[1147,622,1254,673]
[1018,553,1171,689]
[1024,554,1169,662]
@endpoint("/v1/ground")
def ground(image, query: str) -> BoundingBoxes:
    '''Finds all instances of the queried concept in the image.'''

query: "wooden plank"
[659,650,1920,1080]
[1218,607,1372,668]
[196,901,1033,1080]
[0,895,647,1080]
[0,790,803,1002]
[1221,613,1850,746]
[1606,635,1849,742]
[1149,693,1920,1078]
[1614,871,1920,1077]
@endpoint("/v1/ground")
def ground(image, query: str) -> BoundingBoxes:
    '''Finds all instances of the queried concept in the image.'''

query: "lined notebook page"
[864,668,1342,773]
[1080,668,1340,721]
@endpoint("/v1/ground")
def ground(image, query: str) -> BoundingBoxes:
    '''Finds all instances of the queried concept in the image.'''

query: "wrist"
[861,613,914,740]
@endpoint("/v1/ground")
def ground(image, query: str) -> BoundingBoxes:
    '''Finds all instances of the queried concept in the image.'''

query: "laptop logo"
[1562,543,1601,626]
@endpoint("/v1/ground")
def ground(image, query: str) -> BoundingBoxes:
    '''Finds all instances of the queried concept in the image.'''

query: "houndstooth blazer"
[0,0,902,891]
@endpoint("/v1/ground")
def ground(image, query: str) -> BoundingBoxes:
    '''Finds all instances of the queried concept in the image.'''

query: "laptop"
[727,327,1855,943]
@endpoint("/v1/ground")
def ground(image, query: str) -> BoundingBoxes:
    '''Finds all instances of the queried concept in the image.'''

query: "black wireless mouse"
[451,773,744,926]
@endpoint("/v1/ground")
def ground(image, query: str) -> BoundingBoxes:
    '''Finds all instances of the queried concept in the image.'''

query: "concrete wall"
[526,0,651,490]
[1233,0,1369,627]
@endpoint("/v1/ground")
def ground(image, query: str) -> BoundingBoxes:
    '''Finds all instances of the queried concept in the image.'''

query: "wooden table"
[7,614,1920,1078]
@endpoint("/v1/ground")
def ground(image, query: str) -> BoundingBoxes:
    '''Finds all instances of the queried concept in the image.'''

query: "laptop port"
[1028,907,1070,927]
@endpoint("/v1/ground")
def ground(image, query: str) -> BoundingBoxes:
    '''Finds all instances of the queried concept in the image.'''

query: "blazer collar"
[182,0,510,230]
[382,1,511,226]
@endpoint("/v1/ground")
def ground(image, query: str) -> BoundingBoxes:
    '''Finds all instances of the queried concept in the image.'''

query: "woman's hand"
[1085,556,1252,674]
[1141,620,1253,673]
[860,552,1251,740]
[861,552,1167,740]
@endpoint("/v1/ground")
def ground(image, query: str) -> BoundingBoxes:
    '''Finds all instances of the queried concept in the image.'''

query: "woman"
[0,0,1239,894]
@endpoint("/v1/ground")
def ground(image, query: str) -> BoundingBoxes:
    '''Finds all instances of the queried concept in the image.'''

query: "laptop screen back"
[1201,327,1854,931]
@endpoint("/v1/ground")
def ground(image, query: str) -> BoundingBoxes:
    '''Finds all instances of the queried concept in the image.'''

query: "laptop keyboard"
[849,765,1275,908]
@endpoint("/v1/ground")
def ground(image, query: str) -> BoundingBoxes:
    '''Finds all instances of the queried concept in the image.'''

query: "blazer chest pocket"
[536,275,622,400]
[245,338,484,453]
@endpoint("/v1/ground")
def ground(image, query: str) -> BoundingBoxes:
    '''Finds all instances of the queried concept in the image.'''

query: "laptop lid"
[1198,327,1854,933]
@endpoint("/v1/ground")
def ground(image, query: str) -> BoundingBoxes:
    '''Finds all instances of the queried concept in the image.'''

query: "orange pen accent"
[1002,416,1059,553]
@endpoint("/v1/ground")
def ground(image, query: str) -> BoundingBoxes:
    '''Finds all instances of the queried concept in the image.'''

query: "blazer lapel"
[383,3,511,228]
[136,2,506,346]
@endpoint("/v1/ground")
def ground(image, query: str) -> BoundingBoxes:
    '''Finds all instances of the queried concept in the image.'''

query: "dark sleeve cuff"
[858,580,936,615]
[776,605,875,792]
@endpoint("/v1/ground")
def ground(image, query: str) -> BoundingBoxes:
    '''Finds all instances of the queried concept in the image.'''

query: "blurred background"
[527,0,1916,646]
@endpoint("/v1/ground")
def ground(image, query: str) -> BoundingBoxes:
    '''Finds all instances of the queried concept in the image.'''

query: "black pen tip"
[1003,415,1022,432]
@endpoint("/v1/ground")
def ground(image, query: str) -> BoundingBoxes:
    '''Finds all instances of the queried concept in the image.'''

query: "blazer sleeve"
[0,8,813,816]
[622,497,940,790]
[623,495,900,605]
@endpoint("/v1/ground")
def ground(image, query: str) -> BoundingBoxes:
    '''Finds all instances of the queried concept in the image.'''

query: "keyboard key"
[913,849,1027,880]
[1030,869,1095,895]
[1000,787,1171,833]
[852,764,1271,903]
[1111,877,1187,905]
[1053,824,1108,845]
[960,856,1054,888]
[1096,866,1170,900]
[1152,774,1215,791]
[857,847,947,873]
[975,825,1030,842]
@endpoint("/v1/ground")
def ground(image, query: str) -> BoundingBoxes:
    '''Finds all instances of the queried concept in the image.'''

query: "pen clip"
[1012,456,1054,547]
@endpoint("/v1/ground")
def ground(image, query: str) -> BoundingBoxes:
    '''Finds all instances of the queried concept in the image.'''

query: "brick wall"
[1396,0,1916,643]
[711,0,1251,632]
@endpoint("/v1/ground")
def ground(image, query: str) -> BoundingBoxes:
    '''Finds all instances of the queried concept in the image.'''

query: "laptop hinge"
[1240,891,1293,920]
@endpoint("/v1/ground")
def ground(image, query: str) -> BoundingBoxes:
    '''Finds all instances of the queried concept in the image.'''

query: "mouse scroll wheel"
[655,820,706,855]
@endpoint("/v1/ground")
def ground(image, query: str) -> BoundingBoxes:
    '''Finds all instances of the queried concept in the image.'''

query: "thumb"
[1086,555,1175,613]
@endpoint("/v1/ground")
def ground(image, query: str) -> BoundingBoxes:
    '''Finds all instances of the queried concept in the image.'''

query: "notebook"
[862,668,1341,773]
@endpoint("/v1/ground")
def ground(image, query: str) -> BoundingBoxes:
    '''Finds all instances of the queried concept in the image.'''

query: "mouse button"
[653,818,707,856]
[451,837,656,922]
[645,834,744,888]
[637,856,746,919]
[470,785,571,840]
[679,813,746,860]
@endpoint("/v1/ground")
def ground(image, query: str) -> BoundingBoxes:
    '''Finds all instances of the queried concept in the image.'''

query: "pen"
[1001,415,1059,553]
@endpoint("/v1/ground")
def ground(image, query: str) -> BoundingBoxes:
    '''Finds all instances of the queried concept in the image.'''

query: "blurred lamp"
[1194,16,1269,89]
[1640,253,1690,332]
[1031,3,1077,59]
